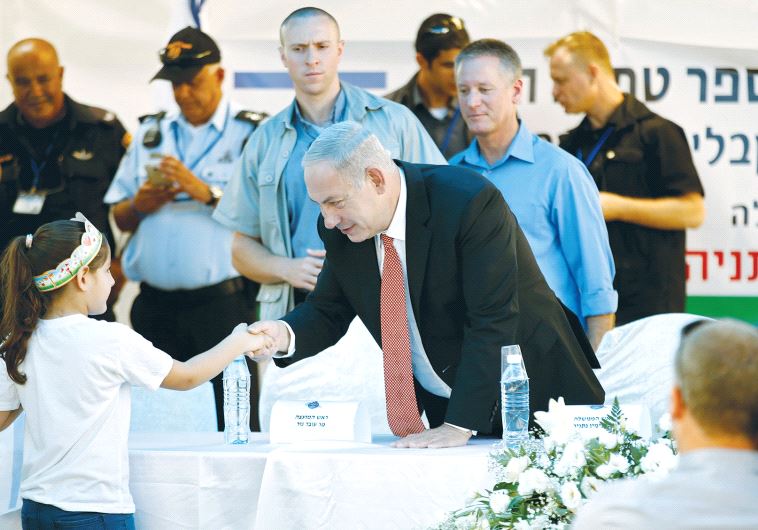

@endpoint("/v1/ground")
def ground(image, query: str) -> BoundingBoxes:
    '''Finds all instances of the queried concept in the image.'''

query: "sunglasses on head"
[423,16,465,35]
[158,47,212,62]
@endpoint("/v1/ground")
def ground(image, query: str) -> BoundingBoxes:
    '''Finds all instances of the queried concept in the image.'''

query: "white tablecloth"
[129,432,495,530]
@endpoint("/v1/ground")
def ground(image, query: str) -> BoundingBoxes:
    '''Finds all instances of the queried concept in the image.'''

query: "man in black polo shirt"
[386,13,470,159]
[0,38,128,319]
[544,31,705,325]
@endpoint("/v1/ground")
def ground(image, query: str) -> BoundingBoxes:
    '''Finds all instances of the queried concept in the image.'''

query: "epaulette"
[138,111,167,124]
[235,110,268,127]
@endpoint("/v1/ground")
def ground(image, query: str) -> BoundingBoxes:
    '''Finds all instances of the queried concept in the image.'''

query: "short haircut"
[543,31,614,76]
[302,121,393,188]
[415,13,470,63]
[455,38,522,81]
[675,319,758,443]
[279,7,340,45]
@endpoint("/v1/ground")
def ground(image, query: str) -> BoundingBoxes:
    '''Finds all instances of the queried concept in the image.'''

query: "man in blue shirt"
[213,7,444,320]
[450,39,616,349]
[105,27,267,430]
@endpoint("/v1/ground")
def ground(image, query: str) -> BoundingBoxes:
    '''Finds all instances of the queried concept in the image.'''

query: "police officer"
[0,38,128,318]
[105,27,267,431]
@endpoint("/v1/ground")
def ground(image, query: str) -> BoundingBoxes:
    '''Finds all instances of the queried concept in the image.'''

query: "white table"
[129,432,497,529]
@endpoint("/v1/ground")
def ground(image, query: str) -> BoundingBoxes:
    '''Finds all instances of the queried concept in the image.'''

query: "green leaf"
[600,397,625,433]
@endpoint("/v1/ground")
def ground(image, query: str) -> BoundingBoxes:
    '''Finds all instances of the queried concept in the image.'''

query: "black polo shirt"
[559,94,704,324]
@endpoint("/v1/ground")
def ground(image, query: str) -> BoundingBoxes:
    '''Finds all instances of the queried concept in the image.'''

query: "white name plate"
[565,404,652,440]
[269,400,371,444]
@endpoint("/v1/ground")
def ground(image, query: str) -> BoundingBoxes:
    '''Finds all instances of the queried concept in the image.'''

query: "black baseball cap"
[152,26,221,84]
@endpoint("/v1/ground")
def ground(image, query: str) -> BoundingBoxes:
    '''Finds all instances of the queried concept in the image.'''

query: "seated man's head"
[6,38,65,128]
[672,319,758,451]
[279,7,343,98]
[302,121,398,244]
[153,27,224,126]
[414,14,469,104]
[543,31,614,114]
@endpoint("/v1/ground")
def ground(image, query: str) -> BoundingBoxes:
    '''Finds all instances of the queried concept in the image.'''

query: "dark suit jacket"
[280,161,604,433]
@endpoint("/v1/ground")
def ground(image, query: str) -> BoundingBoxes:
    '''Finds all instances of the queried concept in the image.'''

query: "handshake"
[230,320,293,362]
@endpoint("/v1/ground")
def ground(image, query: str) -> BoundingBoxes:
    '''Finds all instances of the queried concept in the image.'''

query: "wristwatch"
[206,184,223,206]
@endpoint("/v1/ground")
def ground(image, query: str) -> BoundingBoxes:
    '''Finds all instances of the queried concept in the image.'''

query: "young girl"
[0,214,270,529]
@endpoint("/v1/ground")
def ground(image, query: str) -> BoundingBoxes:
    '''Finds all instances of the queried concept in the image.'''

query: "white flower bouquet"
[436,398,677,530]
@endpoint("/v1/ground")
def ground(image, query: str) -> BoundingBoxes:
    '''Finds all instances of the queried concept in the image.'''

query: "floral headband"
[32,213,104,292]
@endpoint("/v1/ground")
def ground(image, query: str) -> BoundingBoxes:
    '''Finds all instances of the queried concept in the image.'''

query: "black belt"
[140,277,246,304]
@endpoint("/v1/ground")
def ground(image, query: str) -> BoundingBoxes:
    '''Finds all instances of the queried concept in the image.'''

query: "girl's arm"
[161,324,270,391]
[0,406,23,431]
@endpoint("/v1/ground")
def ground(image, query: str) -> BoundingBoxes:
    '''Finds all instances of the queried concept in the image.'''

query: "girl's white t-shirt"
[0,314,173,514]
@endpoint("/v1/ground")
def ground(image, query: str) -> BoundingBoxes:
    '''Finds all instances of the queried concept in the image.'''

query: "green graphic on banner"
[686,296,758,324]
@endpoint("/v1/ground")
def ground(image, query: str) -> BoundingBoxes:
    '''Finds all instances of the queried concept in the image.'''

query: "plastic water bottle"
[501,345,529,449]
[223,356,251,444]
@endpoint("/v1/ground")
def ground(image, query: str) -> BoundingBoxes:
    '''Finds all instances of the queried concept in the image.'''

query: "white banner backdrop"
[2,0,756,296]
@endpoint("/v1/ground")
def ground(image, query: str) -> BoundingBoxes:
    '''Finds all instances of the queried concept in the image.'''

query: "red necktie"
[380,234,425,436]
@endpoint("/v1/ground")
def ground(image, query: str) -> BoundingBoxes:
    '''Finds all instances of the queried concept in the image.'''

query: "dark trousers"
[21,499,135,530]
[130,277,260,431]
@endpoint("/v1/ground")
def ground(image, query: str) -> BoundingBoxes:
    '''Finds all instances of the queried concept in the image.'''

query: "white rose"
[580,475,602,498]
[595,464,612,479]
[513,521,532,530]
[504,456,530,483]
[608,453,630,474]
[641,442,677,475]
[517,468,553,496]
[489,490,510,514]
[597,430,619,449]
[554,441,586,476]
[559,481,584,512]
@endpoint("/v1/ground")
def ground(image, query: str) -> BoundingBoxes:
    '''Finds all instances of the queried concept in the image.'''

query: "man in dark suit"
[251,121,604,448]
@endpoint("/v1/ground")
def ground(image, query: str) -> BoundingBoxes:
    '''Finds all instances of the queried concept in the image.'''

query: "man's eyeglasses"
[423,16,465,36]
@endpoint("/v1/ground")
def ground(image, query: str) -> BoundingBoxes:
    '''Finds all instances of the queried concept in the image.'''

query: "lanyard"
[28,140,58,191]
[439,107,461,155]
[577,126,614,168]
[173,122,224,172]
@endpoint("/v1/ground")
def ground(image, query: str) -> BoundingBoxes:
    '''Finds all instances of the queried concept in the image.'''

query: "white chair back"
[130,382,217,432]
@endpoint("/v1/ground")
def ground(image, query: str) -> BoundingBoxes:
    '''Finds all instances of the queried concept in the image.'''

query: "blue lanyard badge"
[577,126,614,168]
[28,140,57,191]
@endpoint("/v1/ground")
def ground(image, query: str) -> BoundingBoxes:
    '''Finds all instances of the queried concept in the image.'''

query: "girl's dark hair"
[0,220,109,384]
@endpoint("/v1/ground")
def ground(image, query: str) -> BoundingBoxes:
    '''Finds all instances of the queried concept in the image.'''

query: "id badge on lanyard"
[13,142,56,215]
[13,189,46,214]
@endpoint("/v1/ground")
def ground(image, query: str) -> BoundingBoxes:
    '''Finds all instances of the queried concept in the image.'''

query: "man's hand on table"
[391,423,472,449]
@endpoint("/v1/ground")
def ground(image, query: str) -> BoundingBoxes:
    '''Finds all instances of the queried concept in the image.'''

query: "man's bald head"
[7,38,60,66]
[6,38,65,128]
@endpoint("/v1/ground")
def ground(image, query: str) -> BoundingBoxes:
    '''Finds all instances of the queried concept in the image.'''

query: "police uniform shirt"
[104,96,258,290]
[0,95,127,251]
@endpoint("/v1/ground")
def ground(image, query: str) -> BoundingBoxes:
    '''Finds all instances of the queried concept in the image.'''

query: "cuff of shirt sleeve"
[445,422,477,436]
[274,320,296,358]
[581,289,619,319]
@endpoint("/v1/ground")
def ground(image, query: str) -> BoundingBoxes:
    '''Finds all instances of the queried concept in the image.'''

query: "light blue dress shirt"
[284,90,347,258]
[105,97,257,290]
[450,122,617,325]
